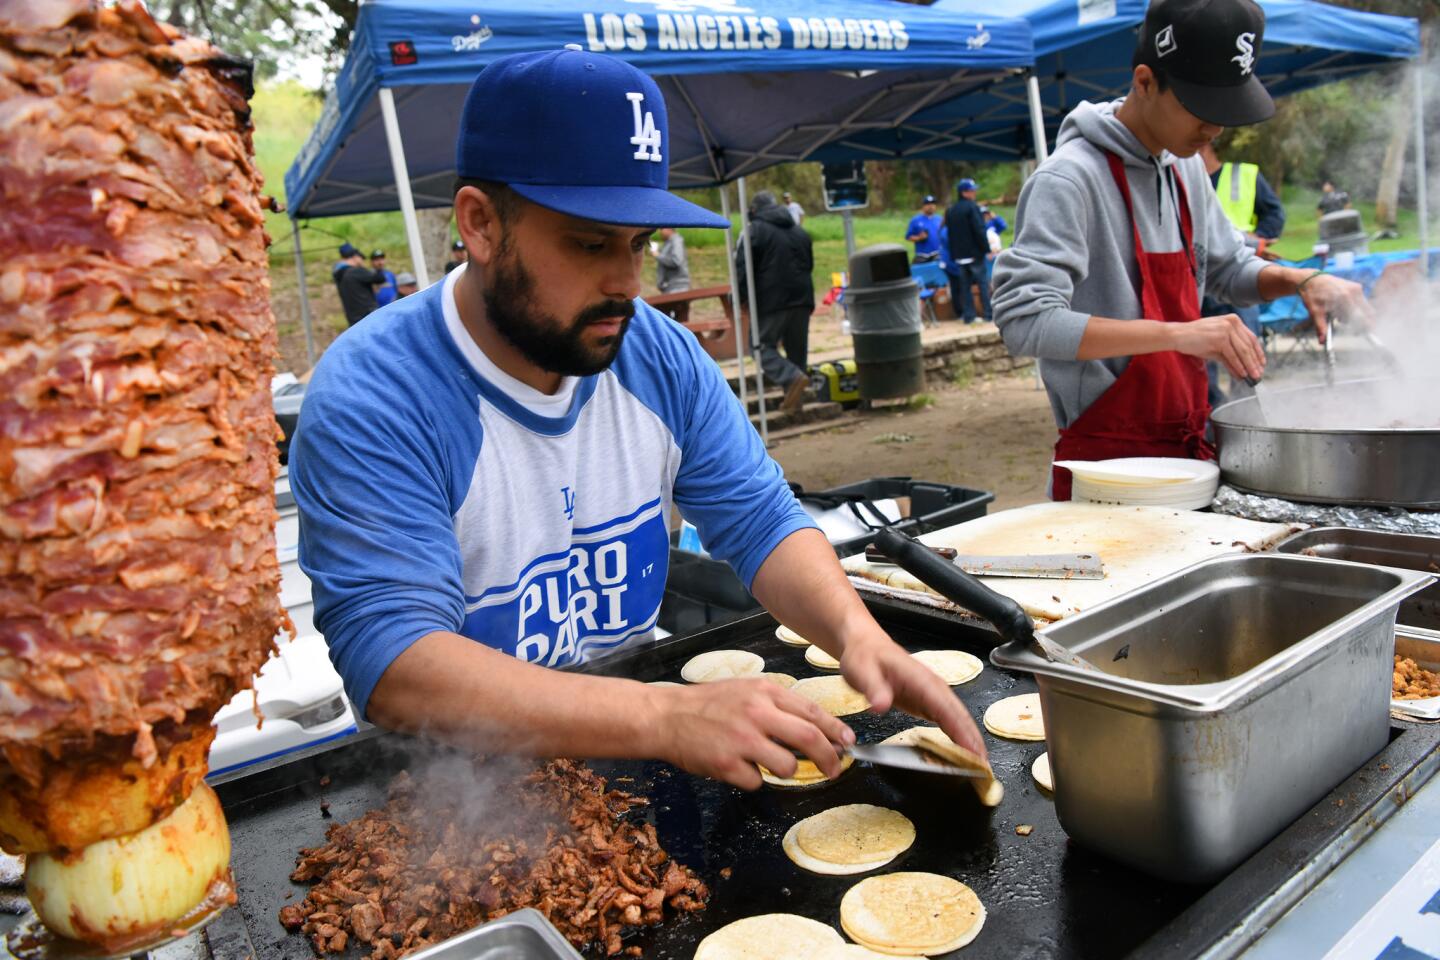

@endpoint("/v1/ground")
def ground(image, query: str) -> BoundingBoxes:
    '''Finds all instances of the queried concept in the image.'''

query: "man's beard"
[483,244,634,377]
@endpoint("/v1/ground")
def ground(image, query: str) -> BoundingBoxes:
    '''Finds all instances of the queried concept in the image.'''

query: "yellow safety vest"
[1215,162,1259,233]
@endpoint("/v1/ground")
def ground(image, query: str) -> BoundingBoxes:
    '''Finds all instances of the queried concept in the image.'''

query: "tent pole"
[378,87,430,288]
[719,185,750,420]
[1025,74,1047,392]
[1415,62,1429,275]
[736,176,770,446]
[1026,73,1049,163]
[842,210,857,261]
[292,220,316,370]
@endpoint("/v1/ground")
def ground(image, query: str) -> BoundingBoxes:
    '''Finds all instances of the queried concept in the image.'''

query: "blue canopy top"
[284,0,1033,218]
[809,0,1420,164]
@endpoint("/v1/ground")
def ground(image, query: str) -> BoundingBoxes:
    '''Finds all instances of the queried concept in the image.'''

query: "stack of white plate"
[1056,458,1220,511]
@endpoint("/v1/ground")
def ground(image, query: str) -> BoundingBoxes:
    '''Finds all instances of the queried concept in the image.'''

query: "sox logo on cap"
[1231,32,1256,75]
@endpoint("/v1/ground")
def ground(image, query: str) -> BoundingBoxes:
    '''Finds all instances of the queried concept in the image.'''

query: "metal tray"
[1394,630,1440,721]
[1276,527,1440,637]
[992,553,1434,883]
[205,604,1440,960]
[402,910,581,960]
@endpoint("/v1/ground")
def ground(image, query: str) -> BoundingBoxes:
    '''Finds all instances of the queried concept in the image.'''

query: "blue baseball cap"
[338,242,360,257]
[456,47,728,229]
[957,178,978,193]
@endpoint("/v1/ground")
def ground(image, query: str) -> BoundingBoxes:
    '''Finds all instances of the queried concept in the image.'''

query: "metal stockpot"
[1212,377,1440,508]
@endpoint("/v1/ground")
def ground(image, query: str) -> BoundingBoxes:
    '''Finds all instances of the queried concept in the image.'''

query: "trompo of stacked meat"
[0,0,284,855]
[280,760,709,958]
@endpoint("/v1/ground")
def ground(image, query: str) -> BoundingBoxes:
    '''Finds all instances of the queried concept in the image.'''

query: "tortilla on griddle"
[911,649,983,686]
[983,693,1045,741]
[1032,751,1053,792]
[760,672,797,689]
[815,946,923,960]
[881,726,1003,807]
[805,644,842,670]
[681,649,764,683]
[759,755,854,789]
[839,872,986,956]
[775,624,811,647]
[789,804,914,871]
[791,676,870,717]
[693,913,843,959]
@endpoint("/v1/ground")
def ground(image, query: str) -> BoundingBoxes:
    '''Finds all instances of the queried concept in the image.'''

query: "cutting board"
[842,502,1299,623]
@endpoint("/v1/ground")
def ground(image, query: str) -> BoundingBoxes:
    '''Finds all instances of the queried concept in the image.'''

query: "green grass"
[1266,184,1423,261]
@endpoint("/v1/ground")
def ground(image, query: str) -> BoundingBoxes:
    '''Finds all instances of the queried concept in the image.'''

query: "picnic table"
[644,284,749,362]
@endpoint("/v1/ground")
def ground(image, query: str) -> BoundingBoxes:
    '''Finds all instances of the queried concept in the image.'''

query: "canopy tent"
[810,0,1421,164]
[284,0,1033,220]
[281,0,1035,437]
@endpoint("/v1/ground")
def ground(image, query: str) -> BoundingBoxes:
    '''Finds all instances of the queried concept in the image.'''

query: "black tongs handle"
[873,528,1035,648]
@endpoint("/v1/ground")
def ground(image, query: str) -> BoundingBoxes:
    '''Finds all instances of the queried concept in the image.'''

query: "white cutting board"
[843,502,1299,622]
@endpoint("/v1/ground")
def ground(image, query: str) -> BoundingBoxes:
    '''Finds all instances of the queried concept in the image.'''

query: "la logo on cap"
[627,91,662,162]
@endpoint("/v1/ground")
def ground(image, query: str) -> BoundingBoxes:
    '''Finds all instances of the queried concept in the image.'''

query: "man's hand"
[1169,313,1265,382]
[838,630,988,763]
[645,679,857,790]
[1296,272,1371,344]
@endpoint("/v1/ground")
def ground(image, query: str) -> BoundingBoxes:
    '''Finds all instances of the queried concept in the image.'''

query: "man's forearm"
[1257,263,1316,301]
[1075,316,1176,361]
[367,631,661,758]
[749,528,885,656]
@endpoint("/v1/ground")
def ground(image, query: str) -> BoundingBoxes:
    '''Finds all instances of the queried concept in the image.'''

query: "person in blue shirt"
[904,194,942,263]
[370,250,399,307]
[290,47,987,790]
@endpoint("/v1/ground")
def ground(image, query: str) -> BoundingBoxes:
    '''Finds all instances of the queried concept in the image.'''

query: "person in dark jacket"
[333,245,385,326]
[735,191,815,411]
[943,178,990,323]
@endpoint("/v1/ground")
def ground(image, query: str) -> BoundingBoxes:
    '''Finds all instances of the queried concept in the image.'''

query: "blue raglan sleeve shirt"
[289,306,473,719]
[292,290,815,720]
[612,304,816,589]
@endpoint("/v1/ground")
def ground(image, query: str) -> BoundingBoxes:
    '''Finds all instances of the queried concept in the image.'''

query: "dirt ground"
[769,371,1058,512]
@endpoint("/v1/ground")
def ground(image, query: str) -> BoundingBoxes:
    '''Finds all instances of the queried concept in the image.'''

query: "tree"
[150,0,353,81]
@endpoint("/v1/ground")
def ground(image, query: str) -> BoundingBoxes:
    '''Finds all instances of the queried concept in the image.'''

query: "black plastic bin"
[657,477,993,634]
[659,548,758,636]
[800,476,994,558]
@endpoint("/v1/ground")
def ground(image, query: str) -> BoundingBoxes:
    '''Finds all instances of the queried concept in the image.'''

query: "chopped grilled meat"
[279,759,707,958]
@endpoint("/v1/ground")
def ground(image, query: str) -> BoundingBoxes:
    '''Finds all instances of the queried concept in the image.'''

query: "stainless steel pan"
[1212,376,1440,508]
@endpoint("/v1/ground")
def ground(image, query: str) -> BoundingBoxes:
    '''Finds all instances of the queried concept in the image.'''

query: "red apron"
[1051,151,1215,501]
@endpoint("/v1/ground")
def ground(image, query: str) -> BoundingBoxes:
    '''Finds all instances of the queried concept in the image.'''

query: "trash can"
[847,244,924,400]
[1318,209,1368,256]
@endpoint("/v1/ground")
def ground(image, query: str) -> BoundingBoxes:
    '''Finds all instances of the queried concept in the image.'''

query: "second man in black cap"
[993,0,1369,500]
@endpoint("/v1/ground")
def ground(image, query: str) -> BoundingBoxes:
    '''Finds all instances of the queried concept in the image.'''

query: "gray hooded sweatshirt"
[992,99,1268,430]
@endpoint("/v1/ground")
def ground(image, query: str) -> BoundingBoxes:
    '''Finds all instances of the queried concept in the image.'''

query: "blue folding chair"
[911,260,949,327]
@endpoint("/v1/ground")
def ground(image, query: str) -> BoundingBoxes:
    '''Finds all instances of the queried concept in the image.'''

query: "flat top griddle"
[210,604,1440,960]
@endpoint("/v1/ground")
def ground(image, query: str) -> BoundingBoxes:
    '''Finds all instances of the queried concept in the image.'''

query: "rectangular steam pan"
[401,910,582,960]
[1394,630,1440,722]
[1276,526,1440,638]
[992,553,1434,883]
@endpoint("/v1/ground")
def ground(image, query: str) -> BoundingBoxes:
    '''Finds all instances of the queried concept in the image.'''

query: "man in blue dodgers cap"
[291,47,986,788]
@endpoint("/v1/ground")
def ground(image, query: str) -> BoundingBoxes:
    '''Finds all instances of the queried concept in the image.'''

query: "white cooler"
[206,481,358,778]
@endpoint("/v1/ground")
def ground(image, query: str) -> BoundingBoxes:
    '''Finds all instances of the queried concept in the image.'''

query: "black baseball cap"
[370,249,385,259]
[1134,0,1274,128]
[452,240,466,251]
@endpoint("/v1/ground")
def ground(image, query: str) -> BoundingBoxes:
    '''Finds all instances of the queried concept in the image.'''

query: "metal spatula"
[846,743,987,778]
[873,528,1103,673]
